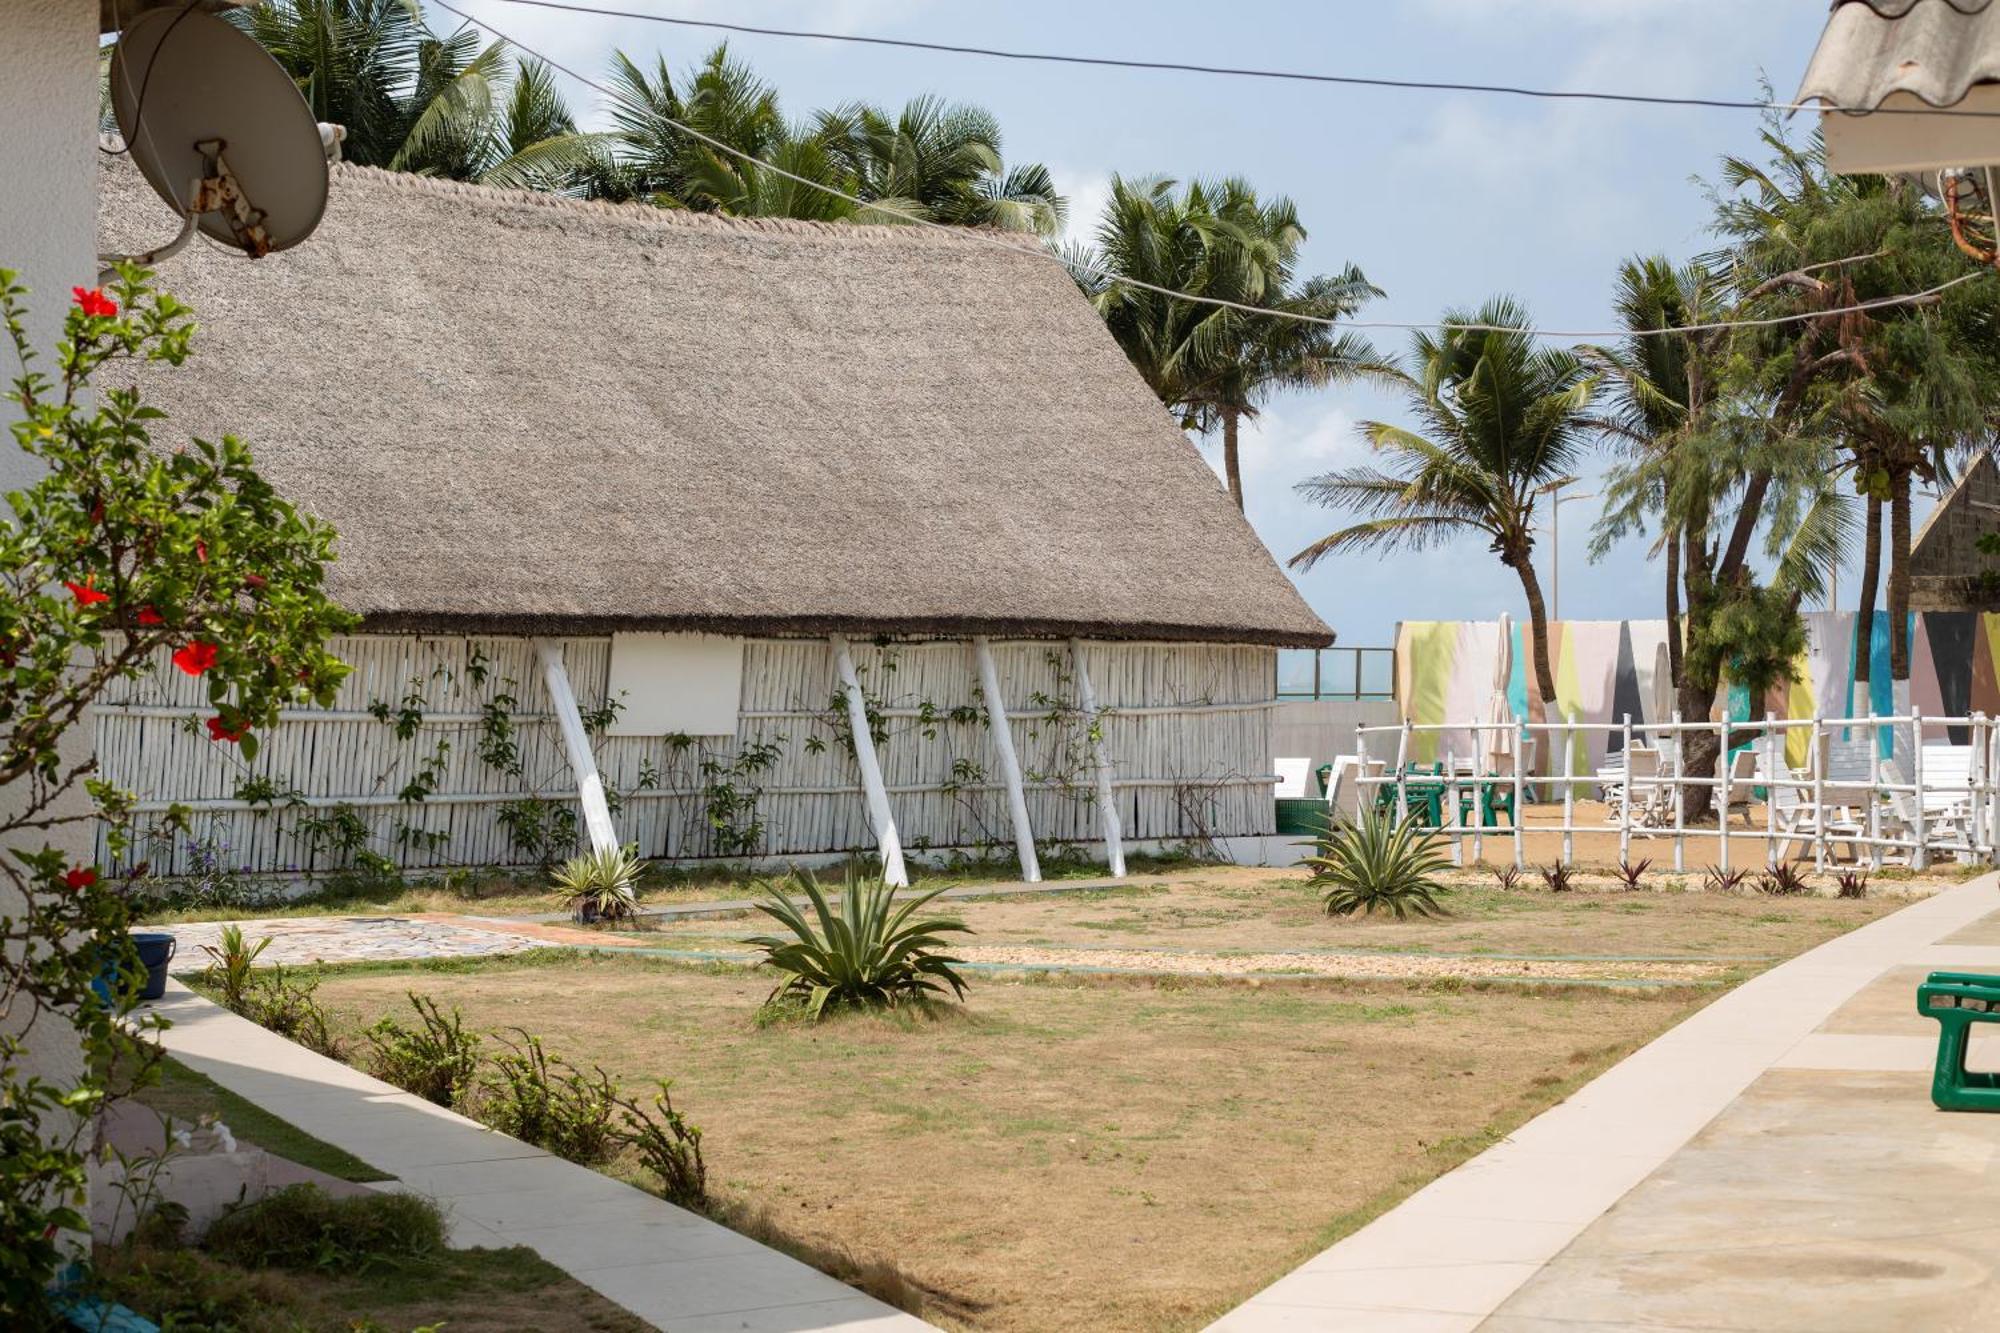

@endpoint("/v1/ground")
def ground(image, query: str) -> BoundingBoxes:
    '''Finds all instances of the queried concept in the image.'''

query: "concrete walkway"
[148,978,934,1333]
[1210,874,2000,1332]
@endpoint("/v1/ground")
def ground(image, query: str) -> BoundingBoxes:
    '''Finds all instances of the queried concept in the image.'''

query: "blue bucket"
[132,933,176,1001]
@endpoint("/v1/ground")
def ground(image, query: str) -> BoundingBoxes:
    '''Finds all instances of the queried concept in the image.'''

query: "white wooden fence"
[93,634,1279,877]
[1353,712,2000,873]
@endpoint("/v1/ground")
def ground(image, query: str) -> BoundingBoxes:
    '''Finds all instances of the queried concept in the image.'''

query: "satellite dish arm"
[98,140,272,282]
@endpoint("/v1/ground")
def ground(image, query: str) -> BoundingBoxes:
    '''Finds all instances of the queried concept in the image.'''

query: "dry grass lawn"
[313,953,1727,1331]
[633,868,1905,967]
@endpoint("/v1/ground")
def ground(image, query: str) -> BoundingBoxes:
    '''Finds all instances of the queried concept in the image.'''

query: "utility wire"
[430,0,1998,344]
[471,0,2000,120]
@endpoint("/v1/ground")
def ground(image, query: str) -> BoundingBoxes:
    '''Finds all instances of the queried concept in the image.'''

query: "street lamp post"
[1543,484,1596,622]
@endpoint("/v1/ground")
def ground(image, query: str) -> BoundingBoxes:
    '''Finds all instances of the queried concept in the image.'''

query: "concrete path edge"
[145,978,937,1333]
[1205,874,2000,1333]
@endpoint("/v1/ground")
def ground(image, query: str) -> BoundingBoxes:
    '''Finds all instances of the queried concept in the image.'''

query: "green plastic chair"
[1917,971,2000,1111]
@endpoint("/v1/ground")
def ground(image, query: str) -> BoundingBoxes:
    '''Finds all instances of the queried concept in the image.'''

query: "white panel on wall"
[605,633,744,737]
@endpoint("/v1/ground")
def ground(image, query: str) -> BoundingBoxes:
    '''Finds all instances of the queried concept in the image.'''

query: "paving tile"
[1250,1261,1542,1315]
[577,1249,866,1322]
[664,1296,938,1332]
[495,1214,756,1270]
[1212,1304,1483,1332]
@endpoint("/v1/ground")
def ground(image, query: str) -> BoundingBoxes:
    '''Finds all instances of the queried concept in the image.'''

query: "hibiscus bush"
[0,264,354,1324]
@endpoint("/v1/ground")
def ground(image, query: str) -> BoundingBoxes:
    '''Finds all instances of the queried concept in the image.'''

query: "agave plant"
[1304,807,1452,920]
[552,844,643,923]
[744,863,971,1020]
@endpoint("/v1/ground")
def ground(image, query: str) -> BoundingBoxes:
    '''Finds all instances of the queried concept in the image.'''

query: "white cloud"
[1048,164,1111,253]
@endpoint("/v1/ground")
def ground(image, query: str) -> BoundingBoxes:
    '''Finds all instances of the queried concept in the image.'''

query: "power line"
[469,0,2000,121]
[429,0,1997,344]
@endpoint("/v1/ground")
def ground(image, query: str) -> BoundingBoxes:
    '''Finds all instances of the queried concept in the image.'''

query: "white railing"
[1350,710,2000,872]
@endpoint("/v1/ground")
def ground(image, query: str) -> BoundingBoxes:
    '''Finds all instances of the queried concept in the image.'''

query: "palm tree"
[1290,298,1598,705]
[1071,176,1382,510]
[591,45,867,221]
[817,96,1064,235]
[232,0,422,167]
[236,0,595,188]
[1583,256,1726,695]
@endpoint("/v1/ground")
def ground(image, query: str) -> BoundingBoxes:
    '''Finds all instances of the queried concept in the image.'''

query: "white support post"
[1972,713,1988,865]
[1618,714,1632,867]
[1988,717,2000,863]
[1868,715,1884,871]
[1444,746,1462,867]
[1911,707,1929,872]
[1395,718,1412,823]
[1763,730,1778,870]
[1671,710,1685,873]
[1512,721,1526,871]
[972,637,1040,883]
[1070,638,1126,878]
[1718,718,1732,879]
[1561,714,1575,866]
[1467,717,1483,865]
[831,634,908,888]
[534,639,619,857]
[1811,716,1827,873]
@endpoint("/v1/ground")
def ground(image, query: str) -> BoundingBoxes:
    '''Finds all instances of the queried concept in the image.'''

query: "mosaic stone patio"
[161,915,558,968]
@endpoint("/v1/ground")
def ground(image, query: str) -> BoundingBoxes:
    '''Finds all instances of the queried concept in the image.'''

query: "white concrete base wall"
[1,0,105,1191]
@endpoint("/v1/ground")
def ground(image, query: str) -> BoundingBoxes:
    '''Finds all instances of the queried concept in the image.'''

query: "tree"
[1290,297,1597,705]
[0,268,354,1320]
[1070,176,1382,510]
[236,0,598,188]
[817,95,1065,235]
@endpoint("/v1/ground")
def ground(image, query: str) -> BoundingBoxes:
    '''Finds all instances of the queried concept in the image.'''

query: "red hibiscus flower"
[64,867,97,891]
[71,287,118,319]
[172,641,219,676]
[137,606,165,626]
[64,578,110,607]
[194,540,207,564]
[205,715,248,744]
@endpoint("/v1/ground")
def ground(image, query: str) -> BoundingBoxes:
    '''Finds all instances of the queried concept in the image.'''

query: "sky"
[431,0,1874,647]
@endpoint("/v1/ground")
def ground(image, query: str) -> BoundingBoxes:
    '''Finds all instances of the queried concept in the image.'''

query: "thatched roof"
[98,158,1330,647]
[1799,0,2000,111]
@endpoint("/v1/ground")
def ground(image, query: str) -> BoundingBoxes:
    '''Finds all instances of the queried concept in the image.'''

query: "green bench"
[1917,971,2000,1111]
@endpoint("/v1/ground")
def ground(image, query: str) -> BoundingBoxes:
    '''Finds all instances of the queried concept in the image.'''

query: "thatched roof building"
[98,157,1329,648]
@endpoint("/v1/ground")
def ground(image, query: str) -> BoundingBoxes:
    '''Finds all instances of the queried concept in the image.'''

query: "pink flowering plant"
[0,264,354,1319]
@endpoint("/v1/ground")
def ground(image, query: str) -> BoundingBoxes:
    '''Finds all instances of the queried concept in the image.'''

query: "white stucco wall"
[1,0,102,1150]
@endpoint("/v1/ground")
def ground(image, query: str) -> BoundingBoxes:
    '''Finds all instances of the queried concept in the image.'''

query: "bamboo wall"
[92,635,1278,876]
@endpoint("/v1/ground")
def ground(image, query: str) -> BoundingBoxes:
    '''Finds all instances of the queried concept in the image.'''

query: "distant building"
[1909,452,2000,611]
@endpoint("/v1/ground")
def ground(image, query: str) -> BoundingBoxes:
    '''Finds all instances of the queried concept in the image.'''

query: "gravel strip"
[952,945,1736,982]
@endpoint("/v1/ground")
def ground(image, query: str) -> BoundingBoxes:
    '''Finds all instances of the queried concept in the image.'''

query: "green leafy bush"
[480,1029,621,1164]
[744,863,972,1020]
[0,267,353,1319]
[203,1184,444,1274]
[199,923,271,1012]
[363,992,481,1108]
[1305,808,1452,920]
[612,1080,707,1208]
[240,966,346,1061]
[552,843,643,923]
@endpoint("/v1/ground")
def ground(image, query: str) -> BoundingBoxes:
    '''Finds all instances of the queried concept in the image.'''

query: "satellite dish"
[109,7,328,261]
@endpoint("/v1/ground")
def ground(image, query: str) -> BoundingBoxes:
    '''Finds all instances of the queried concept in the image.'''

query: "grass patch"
[301,950,1718,1332]
[127,1056,392,1183]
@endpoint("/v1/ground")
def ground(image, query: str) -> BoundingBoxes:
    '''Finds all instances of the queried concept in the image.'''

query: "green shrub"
[480,1029,621,1164]
[203,1184,444,1274]
[363,992,481,1108]
[1304,808,1452,920]
[744,863,971,1021]
[89,1244,294,1333]
[613,1080,707,1208]
[198,923,270,1013]
[240,966,346,1061]
[551,843,644,923]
